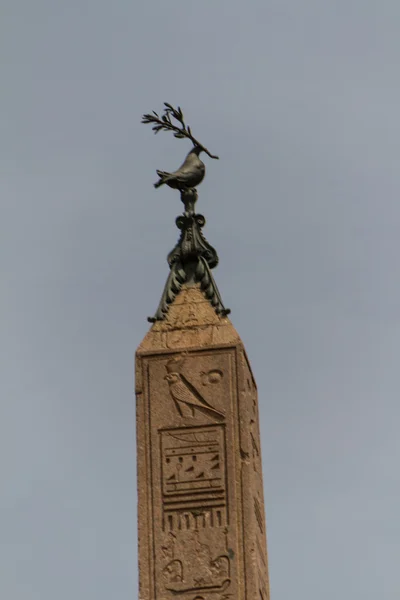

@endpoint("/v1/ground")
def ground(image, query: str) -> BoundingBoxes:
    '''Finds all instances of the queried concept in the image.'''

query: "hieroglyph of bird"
[165,371,225,421]
[154,146,205,190]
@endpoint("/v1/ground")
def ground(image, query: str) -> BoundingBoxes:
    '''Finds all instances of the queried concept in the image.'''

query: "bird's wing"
[179,161,205,175]
[179,375,221,412]
[171,379,199,404]
[186,402,225,422]
[172,377,225,422]
[173,171,199,184]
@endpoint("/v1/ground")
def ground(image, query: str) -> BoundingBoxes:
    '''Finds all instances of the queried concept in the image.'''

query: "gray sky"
[1,1,399,598]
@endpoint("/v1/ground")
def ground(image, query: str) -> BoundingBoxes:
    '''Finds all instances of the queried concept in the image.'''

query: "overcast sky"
[2,1,400,599]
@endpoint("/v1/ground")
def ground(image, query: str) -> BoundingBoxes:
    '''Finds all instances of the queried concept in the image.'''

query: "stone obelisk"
[136,104,270,600]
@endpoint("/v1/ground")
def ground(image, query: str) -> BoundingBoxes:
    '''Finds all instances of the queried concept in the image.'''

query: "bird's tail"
[154,170,170,189]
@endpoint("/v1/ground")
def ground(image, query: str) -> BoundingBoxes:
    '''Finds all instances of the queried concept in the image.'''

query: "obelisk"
[136,104,270,600]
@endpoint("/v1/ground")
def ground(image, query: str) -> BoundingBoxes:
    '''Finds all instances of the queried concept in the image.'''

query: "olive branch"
[141,103,219,160]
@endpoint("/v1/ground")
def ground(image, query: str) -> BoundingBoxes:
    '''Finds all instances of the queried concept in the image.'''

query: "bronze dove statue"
[154,146,205,190]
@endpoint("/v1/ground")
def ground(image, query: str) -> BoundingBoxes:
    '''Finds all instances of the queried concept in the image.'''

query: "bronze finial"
[142,103,229,322]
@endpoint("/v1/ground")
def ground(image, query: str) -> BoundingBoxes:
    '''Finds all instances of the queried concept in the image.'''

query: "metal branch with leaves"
[141,103,219,160]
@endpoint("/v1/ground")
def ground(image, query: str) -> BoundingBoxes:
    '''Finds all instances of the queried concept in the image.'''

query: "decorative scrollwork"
[148,262,187,322]
[148,191,230,322]
[195,257,229,316]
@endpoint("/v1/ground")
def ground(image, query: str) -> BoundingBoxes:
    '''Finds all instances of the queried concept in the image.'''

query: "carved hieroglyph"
[136,284,270,600]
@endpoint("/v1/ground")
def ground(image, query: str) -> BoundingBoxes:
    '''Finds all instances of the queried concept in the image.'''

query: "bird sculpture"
[165,371,225,421]
[154,146,205,190]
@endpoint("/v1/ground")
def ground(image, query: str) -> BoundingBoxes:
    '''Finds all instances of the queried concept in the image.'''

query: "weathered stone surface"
[136,284,270,600]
